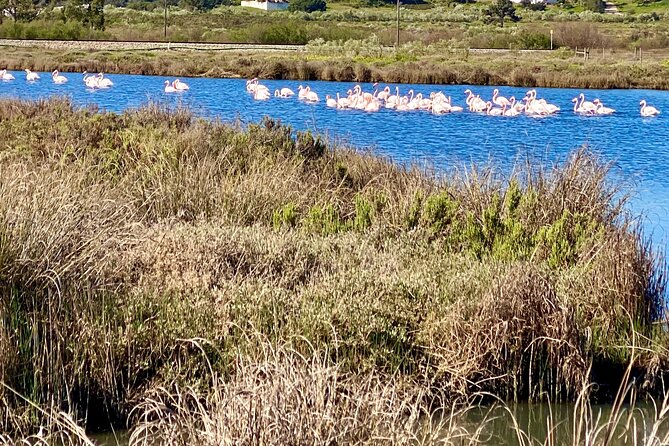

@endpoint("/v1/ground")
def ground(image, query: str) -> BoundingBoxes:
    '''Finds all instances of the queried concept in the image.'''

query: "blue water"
[1,71,668,252]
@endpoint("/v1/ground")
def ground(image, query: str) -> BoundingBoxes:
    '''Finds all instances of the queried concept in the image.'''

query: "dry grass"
[0,97,666,440]
[3,45,669,89]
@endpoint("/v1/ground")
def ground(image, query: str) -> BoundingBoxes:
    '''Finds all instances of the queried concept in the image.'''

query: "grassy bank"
[3,43,669,89]
[0,97,667,440]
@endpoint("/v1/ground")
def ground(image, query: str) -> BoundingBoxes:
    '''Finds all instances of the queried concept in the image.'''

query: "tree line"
[0,0,105,29]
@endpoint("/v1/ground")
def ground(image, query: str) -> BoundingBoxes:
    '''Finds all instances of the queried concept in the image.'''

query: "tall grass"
[0,98,666,438]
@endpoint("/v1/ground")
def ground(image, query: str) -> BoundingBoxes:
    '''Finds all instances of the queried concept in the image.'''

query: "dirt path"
[0,39,305,52]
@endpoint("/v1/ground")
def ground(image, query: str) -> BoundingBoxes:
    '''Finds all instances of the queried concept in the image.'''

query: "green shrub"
[272,203,299,230]
[404,191,424,229]
[304,204,345,234]
[353,194,373,231]
[289,0,327,12]
[421,192,458,233]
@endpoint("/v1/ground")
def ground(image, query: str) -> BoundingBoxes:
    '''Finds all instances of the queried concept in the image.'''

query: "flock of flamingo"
[0,69,189,92]
[0,69,661,117]
[246,78,662,117]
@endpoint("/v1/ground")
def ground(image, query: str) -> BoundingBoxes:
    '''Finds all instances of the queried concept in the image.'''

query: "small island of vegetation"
[0,97,667,444]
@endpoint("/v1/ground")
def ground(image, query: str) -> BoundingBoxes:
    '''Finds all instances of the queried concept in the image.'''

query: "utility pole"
[396,0,400,48]
[164,0,168,40]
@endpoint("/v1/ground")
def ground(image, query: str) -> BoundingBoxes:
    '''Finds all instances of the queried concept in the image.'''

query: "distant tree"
[581,0,604,11]
[87,0,104,29]
[0,0,39,21]
[64,0,85,21]
[288,0,326,12]
[183,0,229,11]
[485,0,519,26]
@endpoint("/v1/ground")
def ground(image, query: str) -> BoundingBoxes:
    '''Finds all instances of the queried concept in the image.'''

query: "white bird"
[297,85,309,99]
[51,70,68,84]
[83,71,99,88]
[24,69,39,81]
[492,88,510,108]
[485,101,503,116]
[172,79,189,91]
[593,99,615,115]
[640,100,660,117]
[164,80,176,93]
[571,97,593,115]
[97,73,113,88]
[253,88,270,100]
[325,95,337,108]
[0,69,15,81]
[305,90,319,102]
[577,93,597,114]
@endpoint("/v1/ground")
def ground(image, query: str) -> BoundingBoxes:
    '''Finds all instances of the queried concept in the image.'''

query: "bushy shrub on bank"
[0,98,665,437]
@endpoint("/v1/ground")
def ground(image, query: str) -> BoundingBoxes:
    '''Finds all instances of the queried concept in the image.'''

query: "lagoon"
[1,71,667,250]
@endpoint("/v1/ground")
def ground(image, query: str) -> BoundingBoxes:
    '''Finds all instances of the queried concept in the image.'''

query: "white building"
[240,0,289,10]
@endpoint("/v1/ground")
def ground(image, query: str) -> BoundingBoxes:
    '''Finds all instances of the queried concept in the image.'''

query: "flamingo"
[522,90,559,114]
[592,99,615,115]
[571,97,593,115]
[432,98,450,115]
[326,95,337,108]
[51,70,67,84]
[364,98,380,112]
[274,87,294,98]
[305,90,319,102]
[485,102,503,116]
[492,89,510,108]
[24,69,39,81]
[503,105,520,117]
[377,86,391,102]
[336,92,350,109]
[577,93,597,114]
[164,80,176,93]
[361,84,376,102]
[97,73,113,88]
[640,100,660,117]
[83,71,99,88]
[385,87,400,109]
[253,88,270,100]
[510,97,525,114]
[465,90,487,112]
[447,97,463,112]
[0,69,15,81]
[172,79,189,91]
[246,78,259,92]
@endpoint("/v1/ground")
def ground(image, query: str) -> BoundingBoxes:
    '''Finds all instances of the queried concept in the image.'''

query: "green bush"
[513,30,551,49]
[289,0,327,12]
[273,203,299,230]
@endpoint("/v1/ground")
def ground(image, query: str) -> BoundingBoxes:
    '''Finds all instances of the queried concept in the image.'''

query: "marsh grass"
[0,98,666,438]
[4,44,669,88]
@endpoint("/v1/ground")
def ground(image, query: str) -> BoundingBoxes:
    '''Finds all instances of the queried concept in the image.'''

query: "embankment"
[2,44,669,89]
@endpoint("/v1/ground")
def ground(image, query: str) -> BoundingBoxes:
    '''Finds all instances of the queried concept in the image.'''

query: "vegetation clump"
[0,98,666,440]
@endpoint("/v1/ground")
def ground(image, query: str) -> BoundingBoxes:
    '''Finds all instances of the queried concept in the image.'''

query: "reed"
[3,44,669,89]
[0,97,666,437]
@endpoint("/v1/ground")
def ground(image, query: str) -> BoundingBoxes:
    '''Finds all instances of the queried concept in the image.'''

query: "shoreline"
[2,43,669,89]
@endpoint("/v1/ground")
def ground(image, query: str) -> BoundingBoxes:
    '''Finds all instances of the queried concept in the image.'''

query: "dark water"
[461,401,668,445]
[87,402,667,445]
[1,71,668,251]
